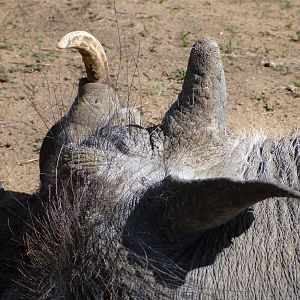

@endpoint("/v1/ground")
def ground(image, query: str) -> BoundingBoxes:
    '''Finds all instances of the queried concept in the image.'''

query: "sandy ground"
[0,0,300,194]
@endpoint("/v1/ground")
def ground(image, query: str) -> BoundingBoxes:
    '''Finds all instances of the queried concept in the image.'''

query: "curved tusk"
[58,31,109,83]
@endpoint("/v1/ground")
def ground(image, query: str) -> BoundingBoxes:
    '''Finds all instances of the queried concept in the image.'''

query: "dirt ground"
[0,0,300,194]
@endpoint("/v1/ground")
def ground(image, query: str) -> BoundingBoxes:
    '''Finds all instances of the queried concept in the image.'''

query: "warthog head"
[1,31,300,299]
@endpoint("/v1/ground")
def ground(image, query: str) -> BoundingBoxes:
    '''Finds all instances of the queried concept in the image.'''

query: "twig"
[18,158,39,165]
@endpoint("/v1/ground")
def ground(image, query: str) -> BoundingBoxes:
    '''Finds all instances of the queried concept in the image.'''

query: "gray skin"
[1,37,300,299]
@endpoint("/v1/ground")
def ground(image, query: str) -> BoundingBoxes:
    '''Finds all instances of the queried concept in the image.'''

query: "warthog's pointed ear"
[149,177,300,234]
[161,38,226,153]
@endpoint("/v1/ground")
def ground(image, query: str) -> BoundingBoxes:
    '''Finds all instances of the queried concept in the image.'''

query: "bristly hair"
[13,169,172,300]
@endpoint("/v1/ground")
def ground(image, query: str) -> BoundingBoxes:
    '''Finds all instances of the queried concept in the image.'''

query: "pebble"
[0,74,8,83]
[261,60,283,68]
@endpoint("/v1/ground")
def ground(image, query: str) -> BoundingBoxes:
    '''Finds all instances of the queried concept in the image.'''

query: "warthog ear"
[148,177,300,234]
[161,38,227,154]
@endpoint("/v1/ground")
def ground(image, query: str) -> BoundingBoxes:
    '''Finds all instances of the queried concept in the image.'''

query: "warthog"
[1,31,299,299]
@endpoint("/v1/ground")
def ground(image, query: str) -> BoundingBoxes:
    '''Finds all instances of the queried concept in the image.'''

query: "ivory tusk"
[58,31,109,83]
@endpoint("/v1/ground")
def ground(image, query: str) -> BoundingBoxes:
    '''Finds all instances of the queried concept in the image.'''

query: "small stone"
[286,85,296,93]
[0,74,9,82]
[261,60,282,68]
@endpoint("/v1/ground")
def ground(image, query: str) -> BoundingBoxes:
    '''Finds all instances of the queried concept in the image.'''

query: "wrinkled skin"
[0,35,300,299]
